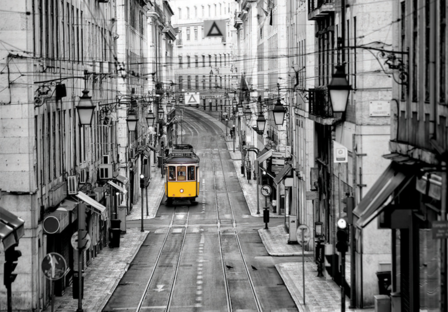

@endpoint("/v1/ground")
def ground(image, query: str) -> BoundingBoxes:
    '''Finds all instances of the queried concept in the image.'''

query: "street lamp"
[146,110,155,127]
[272,98,287,126]
[244,104,252,120]
[77,90,95,126]
[126,110,138,132]
[256,112,266,133]
[327,64,352,113]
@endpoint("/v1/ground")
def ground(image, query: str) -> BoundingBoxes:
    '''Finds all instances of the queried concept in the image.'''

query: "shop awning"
[75,191,108,220]
[115,174,128,185]
[0,206,25,241]
[257,148,272,163]
[353,162,415,228]
[274,164,292,184]
[107,181,128,194]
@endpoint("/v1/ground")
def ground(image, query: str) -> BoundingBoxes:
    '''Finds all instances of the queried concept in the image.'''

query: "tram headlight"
[180,189,184,193]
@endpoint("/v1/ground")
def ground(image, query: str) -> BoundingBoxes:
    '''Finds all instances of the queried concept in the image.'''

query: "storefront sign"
[432,221,448,239]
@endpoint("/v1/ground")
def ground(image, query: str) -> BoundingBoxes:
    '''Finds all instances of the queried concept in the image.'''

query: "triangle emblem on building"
[188,94,197,103]
[207,21,223,37]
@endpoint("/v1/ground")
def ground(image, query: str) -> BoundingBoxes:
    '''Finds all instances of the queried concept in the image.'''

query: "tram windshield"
[188,166,195,180]
[168,166,176,181]
[177,166,186,181]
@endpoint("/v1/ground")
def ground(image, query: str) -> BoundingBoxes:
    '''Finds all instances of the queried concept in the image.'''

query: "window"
[220,3,222,15]
[214,4,217,16]
[178,8,181,19]
[202,6,204,17]
[195,6,197,17]
[187,27,190,40]
[195,75,199,89]
[202,55,205,67]
[195,55,198,67]
[209,75,212,89]
[208,5,211,16]
[187,76,191,89]
[177,166,186,181]
[203,75,206,89]
[179,56,182,68]
[194,27,198,40]
[187,7,190,19]
[168,166,176,181]
[224,54,226,66]
[215,54,217,66]
[188,166,195,180]
[187,55,191,67]
[179,76,183,90]
[219,54,222,66]
[209,55,212,66]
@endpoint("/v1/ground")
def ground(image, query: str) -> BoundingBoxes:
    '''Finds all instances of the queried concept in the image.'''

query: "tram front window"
[188,166,195,180]
[168,166,176,181]
[178,166,186,181]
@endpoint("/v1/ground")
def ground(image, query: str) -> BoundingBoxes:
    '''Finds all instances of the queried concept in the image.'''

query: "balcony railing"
[308,88,333,118]
[308,0,335,20]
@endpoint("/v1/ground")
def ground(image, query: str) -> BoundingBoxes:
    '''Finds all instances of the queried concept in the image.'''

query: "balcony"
[308,88,337,125]
[308,0,336,21]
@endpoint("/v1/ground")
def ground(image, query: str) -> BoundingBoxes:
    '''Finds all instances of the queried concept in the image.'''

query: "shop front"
[353,159,443,311]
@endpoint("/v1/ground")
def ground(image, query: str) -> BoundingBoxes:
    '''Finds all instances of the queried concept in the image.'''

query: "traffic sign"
[204,20,226,37]
[41,252,67,281]
[297,224,311,244]
[71,231,91,250]
[261,185,272,197]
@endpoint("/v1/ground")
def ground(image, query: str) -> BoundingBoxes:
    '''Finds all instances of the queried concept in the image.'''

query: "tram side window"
[188,166,195,180]
[178,166,186,181]
[168,166,176,181]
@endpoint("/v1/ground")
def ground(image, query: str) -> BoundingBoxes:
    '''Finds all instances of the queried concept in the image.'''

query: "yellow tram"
[164,144,200,205]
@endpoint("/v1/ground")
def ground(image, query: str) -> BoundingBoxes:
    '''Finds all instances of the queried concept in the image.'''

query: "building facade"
[354,1,448,311]
[0,0,175,310]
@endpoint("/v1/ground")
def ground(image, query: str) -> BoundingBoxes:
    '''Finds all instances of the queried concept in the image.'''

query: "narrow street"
[103,108,298,312]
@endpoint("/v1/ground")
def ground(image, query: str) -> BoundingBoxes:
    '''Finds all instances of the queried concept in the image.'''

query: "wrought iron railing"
[308,0,334,14]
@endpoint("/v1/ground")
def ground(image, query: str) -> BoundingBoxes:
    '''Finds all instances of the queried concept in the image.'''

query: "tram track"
[215,145,263,312]
[134,209,191,312]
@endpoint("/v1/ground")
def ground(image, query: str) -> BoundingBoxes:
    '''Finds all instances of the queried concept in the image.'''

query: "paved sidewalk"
[43,107,374,312]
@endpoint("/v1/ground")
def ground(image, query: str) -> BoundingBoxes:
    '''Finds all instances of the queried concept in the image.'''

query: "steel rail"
[217,143,263,312]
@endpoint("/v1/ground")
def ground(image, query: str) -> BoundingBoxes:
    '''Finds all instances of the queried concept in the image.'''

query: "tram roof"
[164,155,200,164]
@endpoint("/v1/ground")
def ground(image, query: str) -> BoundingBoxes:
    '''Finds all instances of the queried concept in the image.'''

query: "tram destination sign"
[432,220,448,239]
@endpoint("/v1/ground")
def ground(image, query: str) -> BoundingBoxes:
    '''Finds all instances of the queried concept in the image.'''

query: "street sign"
[334,141,348,163]
[261,185,272,197]
[71,231,91,250]
[41,252,67,281]
[297,224,311,244]
[432,221,448,239]
[204,20,226,37]
[185,92,200,105]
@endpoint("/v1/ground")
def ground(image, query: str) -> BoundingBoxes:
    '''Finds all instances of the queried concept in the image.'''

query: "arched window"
[203,75,206,89]
[179,56,182,68]
[187,76,191,89]
[178,8,182,19]
[187,7,190,18]
[202,55,205,67]
[186,27,190,40]
[195,75,199,90]
[187,56,191,67]
[209,75,212,89]
[194,6,197,17]
[195,55,198,67]
[224,54,226,66]
[209,55,212,67]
